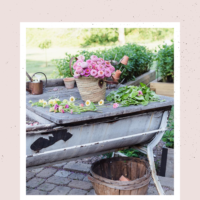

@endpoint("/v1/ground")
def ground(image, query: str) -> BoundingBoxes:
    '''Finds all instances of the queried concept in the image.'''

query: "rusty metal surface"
[27,81,43,95]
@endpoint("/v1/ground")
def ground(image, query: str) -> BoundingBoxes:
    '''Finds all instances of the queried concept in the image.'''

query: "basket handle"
[69,57,78,76]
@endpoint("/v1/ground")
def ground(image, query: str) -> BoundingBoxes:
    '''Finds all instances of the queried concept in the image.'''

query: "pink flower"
[88,64,93,70]
[61,109,64,113]
[138,91,143,96]
[77,55,85,61]
[76,66,83,73]
[97,65,105,71]
[84,68,91,75]
[73,64,77,70]
[80,103,84,107]
[85,68,90,73]
[91,55,98,61]
[86,60,92,64]
[98,70,104,77]
[97,61,102,65]
[98,58,104,61]
[70,109,73,114]
[81,62,88,68]
[76,61,82,66]
[74,71,80,78]
[94,74,99,78]
[101,61,106,65]
[109,65,115,73]
[90,69,98,77]
[65,104,69,108]
[80,69,85,76]
[105,61,111,66]
[54,104,59,110]
[113,103,119,109]
[104,68,111,77]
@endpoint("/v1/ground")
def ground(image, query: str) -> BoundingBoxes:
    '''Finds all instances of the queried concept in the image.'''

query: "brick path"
[26,159,174,195]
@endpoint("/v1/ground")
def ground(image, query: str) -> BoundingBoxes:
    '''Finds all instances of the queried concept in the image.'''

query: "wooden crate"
[150,78,174,97]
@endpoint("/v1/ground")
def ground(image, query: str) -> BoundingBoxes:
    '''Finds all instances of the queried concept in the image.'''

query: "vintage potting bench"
[26,80,174,195]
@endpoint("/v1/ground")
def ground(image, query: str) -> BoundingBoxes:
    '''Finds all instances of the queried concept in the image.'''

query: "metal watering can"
[26,72,47,95]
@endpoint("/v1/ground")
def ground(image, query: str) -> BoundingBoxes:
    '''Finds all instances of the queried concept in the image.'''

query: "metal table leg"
[147,111,169,195]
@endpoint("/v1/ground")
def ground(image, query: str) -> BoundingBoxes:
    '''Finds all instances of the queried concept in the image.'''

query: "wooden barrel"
[88,157,151,195]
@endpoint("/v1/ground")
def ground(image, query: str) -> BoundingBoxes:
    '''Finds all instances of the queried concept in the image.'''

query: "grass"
[26,60,56,80]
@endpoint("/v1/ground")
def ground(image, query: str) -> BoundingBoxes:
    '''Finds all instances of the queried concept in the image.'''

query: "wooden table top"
[26,86,174,125]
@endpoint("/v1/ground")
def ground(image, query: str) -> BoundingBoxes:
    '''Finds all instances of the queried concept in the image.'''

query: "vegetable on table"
[106,82,165,107]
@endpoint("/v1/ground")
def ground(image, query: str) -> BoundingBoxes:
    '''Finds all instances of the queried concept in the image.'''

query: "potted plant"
[150,41,174,97]
[63,77,75,89]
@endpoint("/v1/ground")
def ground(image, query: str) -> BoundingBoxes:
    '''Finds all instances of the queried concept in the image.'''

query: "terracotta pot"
[121,55,129,65]
[63,77,75,89]
[119,175,130,181]
[114,70,122,79]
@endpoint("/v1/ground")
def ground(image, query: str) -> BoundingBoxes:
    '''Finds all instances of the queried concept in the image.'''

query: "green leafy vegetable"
[106,82,164,107]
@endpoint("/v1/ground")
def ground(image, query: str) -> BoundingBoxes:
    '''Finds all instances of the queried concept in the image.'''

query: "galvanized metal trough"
[26,85,174,195]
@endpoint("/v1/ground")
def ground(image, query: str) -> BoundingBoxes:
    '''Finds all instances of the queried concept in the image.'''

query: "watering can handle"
[69,57,78,76]
[26,71,33,82]
[31,72,48,88]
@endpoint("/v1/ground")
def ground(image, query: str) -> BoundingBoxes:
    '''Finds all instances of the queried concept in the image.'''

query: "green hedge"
[52,43,154,83]
[154,41,174,82]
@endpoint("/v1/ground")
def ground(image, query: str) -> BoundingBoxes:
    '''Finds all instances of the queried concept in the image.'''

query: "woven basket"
[75,76,106,102]
[69,57,107,102]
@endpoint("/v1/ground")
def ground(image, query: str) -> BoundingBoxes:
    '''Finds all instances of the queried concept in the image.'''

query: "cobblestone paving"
[26,155,174,195]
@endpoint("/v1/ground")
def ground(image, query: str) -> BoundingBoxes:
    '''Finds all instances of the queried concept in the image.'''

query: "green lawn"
[26,60,56,80]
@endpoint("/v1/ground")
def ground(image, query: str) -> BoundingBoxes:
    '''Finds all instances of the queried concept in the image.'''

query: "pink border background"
[1,0,200,199]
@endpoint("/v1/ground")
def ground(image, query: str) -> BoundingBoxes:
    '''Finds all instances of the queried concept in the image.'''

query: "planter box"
[125,70,156,86]
[150,77,174,97]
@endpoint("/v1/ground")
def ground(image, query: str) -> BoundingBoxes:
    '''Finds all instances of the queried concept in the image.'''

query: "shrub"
[81,28,118,47]
[154,41,174,82]
[52,43,154,83]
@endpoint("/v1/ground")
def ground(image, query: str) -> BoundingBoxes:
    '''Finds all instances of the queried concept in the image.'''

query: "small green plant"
[119,148,144,157]
[154,41,174,82]
[155,160,160,172]
[162,106,174,148]
[103,152,113,158]
[38,40,52,67]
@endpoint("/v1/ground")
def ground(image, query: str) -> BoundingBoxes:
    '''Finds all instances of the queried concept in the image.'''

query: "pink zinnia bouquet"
[73,55,115,79]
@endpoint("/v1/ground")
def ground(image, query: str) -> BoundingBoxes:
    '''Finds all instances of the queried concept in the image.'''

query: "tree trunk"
[45,48,47,67]
[118,28,125,45]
